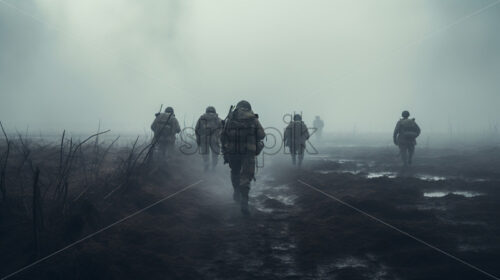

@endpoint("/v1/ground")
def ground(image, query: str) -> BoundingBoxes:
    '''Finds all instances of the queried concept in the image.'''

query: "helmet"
[206,106,216,113]
[402,110,410,118]
[293,114,302,121]
[165,107,174,114]
[236,100,251,110]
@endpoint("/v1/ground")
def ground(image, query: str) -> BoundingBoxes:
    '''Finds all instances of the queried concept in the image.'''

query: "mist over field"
[3,2,500,280]
[1,0,499,137]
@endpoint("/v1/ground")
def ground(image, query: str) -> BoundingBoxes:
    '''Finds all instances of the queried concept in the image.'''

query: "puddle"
[334,257,368,269]
[366,172,397,179]
[424,191,484,198]
[314,170,361,175]
[417,175,447,181]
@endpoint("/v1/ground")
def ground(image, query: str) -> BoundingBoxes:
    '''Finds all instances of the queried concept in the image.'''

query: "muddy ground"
[1,143,500,280]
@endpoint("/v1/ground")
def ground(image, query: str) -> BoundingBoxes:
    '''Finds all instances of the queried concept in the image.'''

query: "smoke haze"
[1,0,499,136]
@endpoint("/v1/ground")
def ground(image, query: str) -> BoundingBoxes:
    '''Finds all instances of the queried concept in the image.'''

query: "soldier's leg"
[210,135,220,169]
[158,142,167,161]
[239,155,256,214]
[200,138,210,172]
[228,156,242,202]
[166,141,175,158]
[298,144,305,167]
[399,144,408,166]
[290,146,297,165]
[408,145,415,165]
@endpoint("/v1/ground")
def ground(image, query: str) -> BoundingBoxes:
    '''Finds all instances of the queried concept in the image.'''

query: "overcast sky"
[1,0,499,135]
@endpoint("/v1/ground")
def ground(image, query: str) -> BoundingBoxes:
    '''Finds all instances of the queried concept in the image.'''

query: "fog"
[1,0,499,136]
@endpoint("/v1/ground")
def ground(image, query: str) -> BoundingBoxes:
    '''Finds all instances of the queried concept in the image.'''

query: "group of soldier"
[151,101,421,214]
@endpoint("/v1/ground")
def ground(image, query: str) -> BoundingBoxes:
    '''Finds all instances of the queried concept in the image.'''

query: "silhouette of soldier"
[284,114,310,167]
[393,110,421,167]
[195,106,223,172]
[313,116,324,139]
[221,101,265,215]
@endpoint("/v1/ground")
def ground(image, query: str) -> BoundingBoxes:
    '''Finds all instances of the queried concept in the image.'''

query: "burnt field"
[1,136,500,280]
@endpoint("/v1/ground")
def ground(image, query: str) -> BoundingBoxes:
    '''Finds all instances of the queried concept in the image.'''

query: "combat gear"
[222,106,265,155]
[195,109,223,171]
[236,100,252,111]
[151,112,181,158]
[284,117,310,167]
[165,107,174,114]
[221,102,265,214]
[393,115,421,166]
[206,106,216,114]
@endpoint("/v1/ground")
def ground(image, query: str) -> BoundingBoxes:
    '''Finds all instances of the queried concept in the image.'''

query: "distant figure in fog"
[284,114,310,167]
[313,116,324,139]
[221,100,265,215]
[393,110,421,167]
[151,106,181,159]
[195,106,223,172]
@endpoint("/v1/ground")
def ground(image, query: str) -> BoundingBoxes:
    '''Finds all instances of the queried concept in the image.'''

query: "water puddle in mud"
[417,175,447,181]
[423,191,484,198]
[366,172,397,179]
[315,170,360,175]
[313,169,487,184]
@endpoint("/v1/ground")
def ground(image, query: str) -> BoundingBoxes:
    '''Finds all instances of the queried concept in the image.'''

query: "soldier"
[284,114,310,166]
[313,116,324,139]
[195,106,223,172]
[151,106,181,159]
[393,110,421,167]
[221,100,265,215]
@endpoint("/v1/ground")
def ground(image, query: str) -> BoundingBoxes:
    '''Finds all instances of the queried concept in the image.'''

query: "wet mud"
[2,146,500,279]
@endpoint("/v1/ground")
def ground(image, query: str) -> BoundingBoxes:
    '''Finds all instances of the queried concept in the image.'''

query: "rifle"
[155,104,163,117]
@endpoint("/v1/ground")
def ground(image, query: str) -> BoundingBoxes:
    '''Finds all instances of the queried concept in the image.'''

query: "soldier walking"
[221,100,265,215]
[284,114,310,167]
[313,116,324,140]
[150,107,181,159]
[195,106,223,172]
[393,110,421,167]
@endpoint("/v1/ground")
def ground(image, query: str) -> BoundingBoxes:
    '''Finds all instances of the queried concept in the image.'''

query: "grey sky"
[1,0,499,135]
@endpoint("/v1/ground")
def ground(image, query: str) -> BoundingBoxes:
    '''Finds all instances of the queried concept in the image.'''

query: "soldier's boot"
[291,154,296,165]
[231,174,241,202]
[240,185,250,215]
[298,153,304,167]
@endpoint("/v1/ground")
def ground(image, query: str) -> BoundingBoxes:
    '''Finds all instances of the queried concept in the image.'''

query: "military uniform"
[221,101,265,214]
[195,107,223,171]
[393,114,421,166]
[284,115,310,166]
[151,109,181,158]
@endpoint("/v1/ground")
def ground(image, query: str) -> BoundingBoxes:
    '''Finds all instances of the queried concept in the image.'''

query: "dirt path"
[196,166,304,279]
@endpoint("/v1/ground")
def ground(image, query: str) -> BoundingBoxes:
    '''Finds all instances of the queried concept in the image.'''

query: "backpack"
[153,113,174,138]
[399,119,419,140]
[222,108,260,154]
[198,113,220,136]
